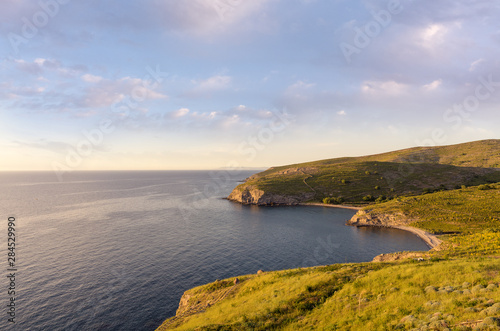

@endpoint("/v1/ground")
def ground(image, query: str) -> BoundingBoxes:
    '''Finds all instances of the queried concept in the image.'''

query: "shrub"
[478,184,493,190]
[363,195,374,202]
[323,197,332,204]
[333,197,344,204]
[374,186,380,190]
[365,171,371,175]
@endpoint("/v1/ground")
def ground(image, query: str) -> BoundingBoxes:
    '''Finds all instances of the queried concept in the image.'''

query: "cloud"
[148,0,275,36]
[77,76,167,108]
[361,80,408,96]
[194,75,232,91]
[469,58,484,72]
[82,74,103,83]
[2,59,167,115]
[288,81,316,90]
[422,79,442,91]
[184,75,233,97]
[171,108,190,118]
[337,110,346,116]
[13,58,85,78]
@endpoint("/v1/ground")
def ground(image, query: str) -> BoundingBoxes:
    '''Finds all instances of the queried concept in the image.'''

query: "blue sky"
[1,0,500,172]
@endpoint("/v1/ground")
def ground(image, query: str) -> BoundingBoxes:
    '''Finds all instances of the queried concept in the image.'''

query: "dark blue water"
[0,171,428,330]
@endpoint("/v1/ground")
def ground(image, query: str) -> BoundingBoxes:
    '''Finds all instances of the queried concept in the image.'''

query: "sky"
[1,0,500,173]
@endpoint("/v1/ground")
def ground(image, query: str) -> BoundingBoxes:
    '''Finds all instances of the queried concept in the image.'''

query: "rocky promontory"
[347,210,442,249]
[227,185,314,205]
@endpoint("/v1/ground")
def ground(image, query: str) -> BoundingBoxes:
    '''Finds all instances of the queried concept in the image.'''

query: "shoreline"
[299,203,441,249]
[352,223,442,249]
[298,202,362,211]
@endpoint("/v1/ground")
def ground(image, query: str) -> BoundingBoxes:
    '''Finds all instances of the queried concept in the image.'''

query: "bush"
[478,184,493,190]
[374,186,380,190]
[363,195,374,202]
[375,196,386,203]
[333,197,344,204]
[365,171,371,175]
[324,197,344,204]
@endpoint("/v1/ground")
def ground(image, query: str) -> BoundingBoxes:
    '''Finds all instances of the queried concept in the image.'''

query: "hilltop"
[228,140,500,205]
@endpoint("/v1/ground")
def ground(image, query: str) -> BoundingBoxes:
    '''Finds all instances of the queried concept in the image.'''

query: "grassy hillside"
[157,184,500,330]
[232,140,500,205]
[158,259,500,330]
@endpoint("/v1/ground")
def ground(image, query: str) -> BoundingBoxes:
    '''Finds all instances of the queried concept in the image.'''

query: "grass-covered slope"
[363,183,500,234]
[157,259,500,330]
[228,140,500,205]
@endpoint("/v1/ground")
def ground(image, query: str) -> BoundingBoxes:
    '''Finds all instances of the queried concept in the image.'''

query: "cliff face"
[347,210,442,249]
[227,185,315,205]
[346,210,412,227]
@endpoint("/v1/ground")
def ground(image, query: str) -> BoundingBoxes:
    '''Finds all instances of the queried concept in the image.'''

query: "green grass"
[157,259,500,330]
[231,140,500,205]
[364,183,500,234]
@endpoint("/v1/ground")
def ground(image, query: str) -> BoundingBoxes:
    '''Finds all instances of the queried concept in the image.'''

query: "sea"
[0,170,429,330]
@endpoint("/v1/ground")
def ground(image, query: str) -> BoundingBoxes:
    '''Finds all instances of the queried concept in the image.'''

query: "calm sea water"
[0,171,428,330]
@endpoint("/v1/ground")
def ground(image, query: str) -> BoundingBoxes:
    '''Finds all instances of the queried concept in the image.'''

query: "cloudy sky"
[1,0,499,172]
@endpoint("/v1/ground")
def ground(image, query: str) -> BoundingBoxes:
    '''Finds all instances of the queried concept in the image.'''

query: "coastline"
[352,223,442,249]
[298,202,362,211]
[299,203,441,249]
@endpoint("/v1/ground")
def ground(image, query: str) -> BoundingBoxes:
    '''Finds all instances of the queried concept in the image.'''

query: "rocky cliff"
[346,209,412,227]
[347,210,442,249]
[227,185,315,205]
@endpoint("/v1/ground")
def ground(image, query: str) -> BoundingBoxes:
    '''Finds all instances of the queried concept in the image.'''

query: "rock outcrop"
[227,185,315,205]
[347,210,411,227]
[347,210,442,249]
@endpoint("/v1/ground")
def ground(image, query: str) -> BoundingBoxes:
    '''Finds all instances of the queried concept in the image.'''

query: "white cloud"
[469,58,484,72]
[337,110,346,116]
[80,77,167,108]
[288,80,316,90]
[82,74,103,83]
[423,79,442,91]
[150,0,275,36]
[418,23,454,50]
[171,108,190,118]
[361,80,408,96]
[194,75,232,91]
